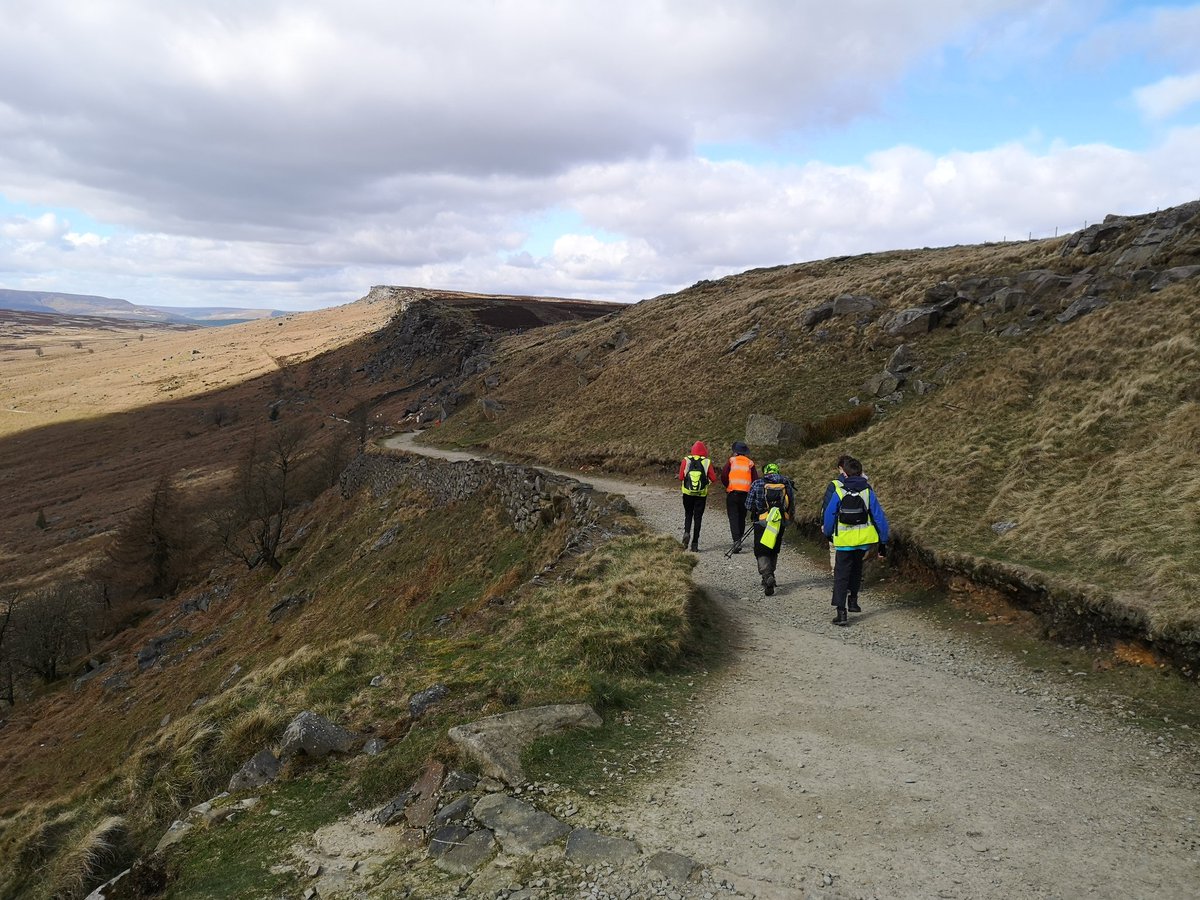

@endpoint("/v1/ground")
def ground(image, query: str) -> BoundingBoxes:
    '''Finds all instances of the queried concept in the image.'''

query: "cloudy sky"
[1,1,1199,310]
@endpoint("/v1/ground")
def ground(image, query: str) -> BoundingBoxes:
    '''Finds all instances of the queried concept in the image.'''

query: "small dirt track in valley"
[385,432,1200,899]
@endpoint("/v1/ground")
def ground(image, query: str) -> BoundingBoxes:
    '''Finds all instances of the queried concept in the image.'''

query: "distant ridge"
[0,288,282,325]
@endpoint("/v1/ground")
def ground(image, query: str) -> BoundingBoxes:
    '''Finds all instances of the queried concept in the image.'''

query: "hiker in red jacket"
[678,441,719,552]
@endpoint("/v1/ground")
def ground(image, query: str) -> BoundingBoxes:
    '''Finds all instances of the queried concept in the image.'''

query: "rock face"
[447,704,602,785]
[280,711,356,759]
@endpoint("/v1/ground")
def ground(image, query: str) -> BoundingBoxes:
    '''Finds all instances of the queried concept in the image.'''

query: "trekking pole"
[724,523,755,559]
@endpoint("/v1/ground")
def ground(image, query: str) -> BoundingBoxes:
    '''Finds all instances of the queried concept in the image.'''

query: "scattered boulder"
[435,828,496,875]
[428,824,472,859]
[861,372,903,398]
[448,704,602,785]
[832,293,879,316]
[362,737,387,756]
[374,793,413,827]
[745,413,805,448]
[886,306,940,337]
[1150,265,1200,292]
[565,828,641,867]
[984,287,1027,312]
[1056,296,1109,324]
[648,849,701,884]
[404,761,446,828]
[409,683,450,718]
[885,344,915,374]
[443,770,479,793]
[991,521,1019,535]
[801,301,834,327]
[153,820,195,854]
[137,629,189,670]
[267,592,310,623]
[472,794,569,855]
[228,749,280,793]
[280,711,356,759]
[432,795,474,828]
[478,398,505,419]
[725,326,759,353]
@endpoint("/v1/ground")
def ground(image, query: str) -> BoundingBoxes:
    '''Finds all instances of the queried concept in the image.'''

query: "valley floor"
[385,432,1200,899]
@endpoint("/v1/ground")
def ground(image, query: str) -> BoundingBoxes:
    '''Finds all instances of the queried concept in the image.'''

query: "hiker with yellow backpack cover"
[822,455,890,626]
[744,463,795,596]
[678,440,719,551]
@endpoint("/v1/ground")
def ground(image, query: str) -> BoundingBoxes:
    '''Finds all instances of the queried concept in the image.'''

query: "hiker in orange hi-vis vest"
[677,441,719,552]
[720,441,759,553]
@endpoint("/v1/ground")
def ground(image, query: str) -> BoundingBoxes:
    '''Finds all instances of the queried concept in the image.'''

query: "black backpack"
[763,480,788,512]
[684,457,709,493]
[837,488,870,527]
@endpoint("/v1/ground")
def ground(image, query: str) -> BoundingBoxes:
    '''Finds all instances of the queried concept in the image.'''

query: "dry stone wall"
[340,448,631,533]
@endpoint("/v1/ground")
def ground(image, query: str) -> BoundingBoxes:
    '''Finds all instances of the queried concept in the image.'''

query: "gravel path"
[384,434,1200,899]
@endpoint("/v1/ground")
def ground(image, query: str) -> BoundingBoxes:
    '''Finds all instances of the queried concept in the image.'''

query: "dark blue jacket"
[822,475,889,547]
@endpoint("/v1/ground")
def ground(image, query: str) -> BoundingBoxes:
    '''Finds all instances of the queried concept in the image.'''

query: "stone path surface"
[383,432,1200,899]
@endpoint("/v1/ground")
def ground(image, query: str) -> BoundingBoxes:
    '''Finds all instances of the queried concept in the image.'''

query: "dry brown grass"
[429,230,1200,642]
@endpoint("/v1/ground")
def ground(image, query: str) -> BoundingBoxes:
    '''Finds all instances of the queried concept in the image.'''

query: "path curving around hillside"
[382,432,1200,899]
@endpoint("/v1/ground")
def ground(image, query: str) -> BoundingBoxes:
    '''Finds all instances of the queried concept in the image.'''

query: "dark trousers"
[682,494,707,543]
[726,491,749,541]
[752,521,783,585]
[832,549,866,611]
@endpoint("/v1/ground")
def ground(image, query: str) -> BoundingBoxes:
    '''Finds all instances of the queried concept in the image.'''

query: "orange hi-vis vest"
[727,455,754,492]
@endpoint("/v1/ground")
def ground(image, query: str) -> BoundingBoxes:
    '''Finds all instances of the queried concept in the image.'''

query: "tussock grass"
[518,534,698,676]
[51,815,126,900]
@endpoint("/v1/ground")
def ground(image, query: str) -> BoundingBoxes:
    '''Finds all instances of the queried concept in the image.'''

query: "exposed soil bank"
[791,519,1199,677]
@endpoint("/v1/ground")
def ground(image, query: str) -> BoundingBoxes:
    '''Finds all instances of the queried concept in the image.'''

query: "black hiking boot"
[833,608,849,626]
[690,541,699,552]
[731,543,742,554]
[848,599,862,613]
[681,532,690,547]
[764,575,775,596]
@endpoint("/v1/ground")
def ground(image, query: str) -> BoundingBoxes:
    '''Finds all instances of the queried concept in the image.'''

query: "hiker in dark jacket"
[745,463,795,596]
[678,440,719,551]
[822,456,889,626]
[821,455,854,575]
[720,441,758,553]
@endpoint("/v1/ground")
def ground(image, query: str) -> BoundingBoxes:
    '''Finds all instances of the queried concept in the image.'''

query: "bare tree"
[0,592,21,704]
[11,583,101,684]
[211,422,310,572]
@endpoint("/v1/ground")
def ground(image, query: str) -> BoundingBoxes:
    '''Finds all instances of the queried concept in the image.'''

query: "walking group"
[678,441,889,627]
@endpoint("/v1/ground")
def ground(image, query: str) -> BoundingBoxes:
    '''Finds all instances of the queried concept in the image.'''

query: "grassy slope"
[0,471,708,899]
[432,236,1200,640]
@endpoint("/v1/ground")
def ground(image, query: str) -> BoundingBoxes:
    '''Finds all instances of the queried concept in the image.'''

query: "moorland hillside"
[427,201,1200,660]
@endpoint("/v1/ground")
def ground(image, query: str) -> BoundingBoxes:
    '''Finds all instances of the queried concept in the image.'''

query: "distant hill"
[0,288,282,325]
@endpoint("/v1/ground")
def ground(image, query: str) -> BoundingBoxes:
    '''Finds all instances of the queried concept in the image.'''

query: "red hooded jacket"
[678,441,719,486]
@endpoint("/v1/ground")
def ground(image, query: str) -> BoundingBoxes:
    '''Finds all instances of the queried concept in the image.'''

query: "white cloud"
[1135,71,1200,121]
[1,2,1198,310]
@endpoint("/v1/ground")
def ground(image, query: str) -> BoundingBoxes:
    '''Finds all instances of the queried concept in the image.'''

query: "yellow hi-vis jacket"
[759,507,784,550]
[681,456,712,496]
[831,484,880,548]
